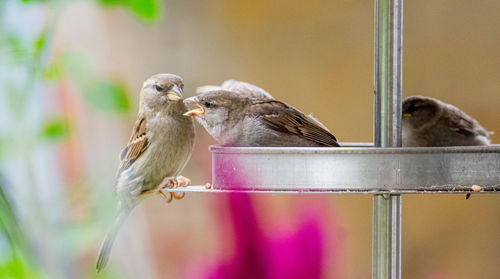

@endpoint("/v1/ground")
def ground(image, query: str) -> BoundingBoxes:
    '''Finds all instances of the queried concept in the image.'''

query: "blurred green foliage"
[97,0,162,21]
[19,0,48,3]
[84,80,130,113]
[0,182,42,278]
[0,138,4,157]
[44,52,131,114]
[3,35,26,62]
[0,257,41,279]
[33,29,48,56]
[40,116,70,141]
[0,0,162,277]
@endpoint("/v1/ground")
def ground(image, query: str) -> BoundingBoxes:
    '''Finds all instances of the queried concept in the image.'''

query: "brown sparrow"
[96,74,195,271]
[197,79,331,132]
[183,90,339,147]
[402,95,491,147]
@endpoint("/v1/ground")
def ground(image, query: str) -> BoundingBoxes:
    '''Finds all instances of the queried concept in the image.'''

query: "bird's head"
[402,95,442,128]
[140,73,184,112]
[183,90,250,138]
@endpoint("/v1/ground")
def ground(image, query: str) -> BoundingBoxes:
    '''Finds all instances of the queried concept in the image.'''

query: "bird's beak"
[403,113,412,118]
[167,84,183,102]
[183,97,205,116]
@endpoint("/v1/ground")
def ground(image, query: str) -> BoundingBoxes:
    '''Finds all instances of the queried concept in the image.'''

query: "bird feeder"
[163,0,500,278]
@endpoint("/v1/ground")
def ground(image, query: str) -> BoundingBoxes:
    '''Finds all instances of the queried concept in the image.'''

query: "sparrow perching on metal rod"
[96,74,195,272]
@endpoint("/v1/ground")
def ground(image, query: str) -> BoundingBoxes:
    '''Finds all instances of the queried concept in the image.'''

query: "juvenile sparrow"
[197,79,331,132]
[183,90,339,147]
[402,96,491,147]
[96,74,195,272]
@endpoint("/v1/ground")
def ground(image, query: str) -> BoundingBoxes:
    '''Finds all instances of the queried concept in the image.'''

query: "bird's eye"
[204,101,212,108]
[154,84,164,91]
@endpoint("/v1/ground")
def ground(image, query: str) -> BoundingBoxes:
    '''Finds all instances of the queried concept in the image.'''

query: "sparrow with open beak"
[196,79,331,132]
[96,73,195,272]
[402,95,491,147]
[183,90,339,147]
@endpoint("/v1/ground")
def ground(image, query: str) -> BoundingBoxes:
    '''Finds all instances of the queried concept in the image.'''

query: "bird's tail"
[96,207,131,272]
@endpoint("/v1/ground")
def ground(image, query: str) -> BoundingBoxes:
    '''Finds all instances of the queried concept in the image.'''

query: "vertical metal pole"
[373,0,403,278]
[373,194,402,279]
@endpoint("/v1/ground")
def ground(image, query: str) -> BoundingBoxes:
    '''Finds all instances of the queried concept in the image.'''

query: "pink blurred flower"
[185,193,330,279]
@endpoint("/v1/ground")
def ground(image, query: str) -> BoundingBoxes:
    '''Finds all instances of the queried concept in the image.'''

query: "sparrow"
[183,90,339,147]
[402,95,492,200]
[196,79,331,132]
[96,74,195,272]
[402,95,492,147]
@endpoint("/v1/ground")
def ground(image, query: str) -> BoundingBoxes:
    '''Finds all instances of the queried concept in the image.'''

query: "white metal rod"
[373,0,403,278]
[162,185,499,194]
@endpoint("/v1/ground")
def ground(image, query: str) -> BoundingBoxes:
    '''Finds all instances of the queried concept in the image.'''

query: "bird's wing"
[118,117,149,173]
[445,105,490,138]
[250,100,339,147]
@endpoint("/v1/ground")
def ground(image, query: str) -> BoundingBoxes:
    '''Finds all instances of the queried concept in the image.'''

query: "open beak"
[183,97,205,116]
[403,113,412,118]
[167,84,183,102]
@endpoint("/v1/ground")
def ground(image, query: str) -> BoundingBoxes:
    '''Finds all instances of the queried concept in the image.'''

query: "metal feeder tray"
[163,144,500,194]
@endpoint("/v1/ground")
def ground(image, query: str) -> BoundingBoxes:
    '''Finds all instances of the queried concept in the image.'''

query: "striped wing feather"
[251,100,339,147]
[118,118,149,173]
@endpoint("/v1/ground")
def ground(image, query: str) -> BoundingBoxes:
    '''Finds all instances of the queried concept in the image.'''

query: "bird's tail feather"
[96,207,131,272]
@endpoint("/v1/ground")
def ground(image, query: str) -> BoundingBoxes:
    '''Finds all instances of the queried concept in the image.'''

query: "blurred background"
[0,0,499,278]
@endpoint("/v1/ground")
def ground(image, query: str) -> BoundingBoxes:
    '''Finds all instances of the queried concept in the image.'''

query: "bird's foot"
[170,176,191,200]
[155,176,178,203]
[155,176,191,203]
[176,176,191,187]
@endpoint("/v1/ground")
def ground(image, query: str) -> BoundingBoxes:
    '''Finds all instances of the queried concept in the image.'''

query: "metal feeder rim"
[209,144,500,155]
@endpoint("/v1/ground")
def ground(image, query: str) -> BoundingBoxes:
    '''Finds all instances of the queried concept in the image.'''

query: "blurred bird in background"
[96,74,195,271]
[402,95,492,147]
[402,95,492,199]
[197,79,274,99]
